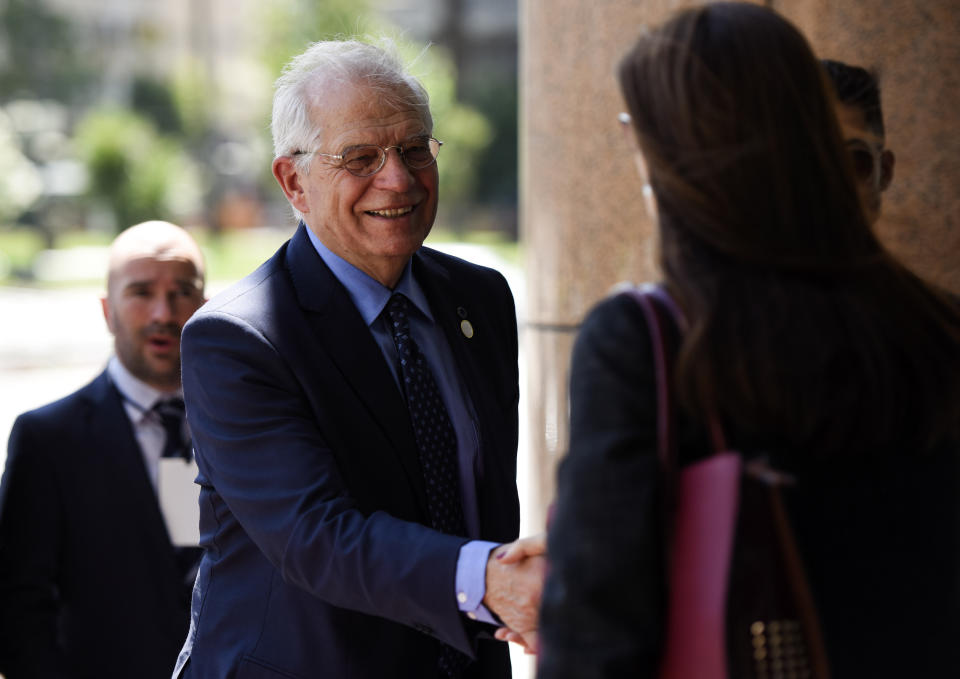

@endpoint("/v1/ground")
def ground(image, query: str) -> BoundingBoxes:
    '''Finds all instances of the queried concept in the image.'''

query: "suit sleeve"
[0,415,71,679]
[537,293,666,678]
[181,309,480,655]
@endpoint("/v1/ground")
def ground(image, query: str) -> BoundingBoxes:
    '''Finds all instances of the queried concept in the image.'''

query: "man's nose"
[373,148,416,190]
[150,295,176,322]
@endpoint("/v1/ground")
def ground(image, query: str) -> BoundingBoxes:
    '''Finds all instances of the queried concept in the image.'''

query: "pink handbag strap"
[628,285,677,468]
[626,284,739,679]
[627,284,727,462]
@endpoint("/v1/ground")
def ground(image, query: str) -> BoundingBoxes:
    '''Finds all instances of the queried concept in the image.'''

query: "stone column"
[520,0,960,532]
[520,0,679,533]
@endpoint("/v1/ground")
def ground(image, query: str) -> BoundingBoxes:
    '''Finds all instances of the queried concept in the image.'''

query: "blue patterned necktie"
[386,293,472,678]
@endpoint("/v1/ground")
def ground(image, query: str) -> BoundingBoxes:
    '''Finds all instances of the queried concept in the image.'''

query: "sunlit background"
[0,1,535,675]
[0,0,518,270]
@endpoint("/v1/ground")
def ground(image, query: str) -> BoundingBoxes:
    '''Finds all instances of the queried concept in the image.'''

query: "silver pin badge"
[457,307,474,338]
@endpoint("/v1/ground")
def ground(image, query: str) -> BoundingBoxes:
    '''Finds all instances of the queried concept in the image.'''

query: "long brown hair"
[618,2,960,456]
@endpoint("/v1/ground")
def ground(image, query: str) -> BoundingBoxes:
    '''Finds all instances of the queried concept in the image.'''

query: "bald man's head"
[101,221,206,391]
[106,221,205,297]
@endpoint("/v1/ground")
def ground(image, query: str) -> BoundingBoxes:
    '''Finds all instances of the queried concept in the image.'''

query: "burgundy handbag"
[628,285,830,679]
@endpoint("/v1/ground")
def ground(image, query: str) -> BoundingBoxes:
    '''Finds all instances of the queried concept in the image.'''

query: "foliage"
[0,0,507,243]
[0,0,95,103]
[465,76,518,207]
[0,227,44,280]
[404,43,493,216]
[131,76,184,136]
[0,114,42,222]
[256,0,378,79]
[73,109,204,230]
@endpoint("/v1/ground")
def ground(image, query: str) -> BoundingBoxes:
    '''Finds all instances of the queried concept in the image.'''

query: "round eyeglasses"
[295,136,443,177]
[845,139,882,186]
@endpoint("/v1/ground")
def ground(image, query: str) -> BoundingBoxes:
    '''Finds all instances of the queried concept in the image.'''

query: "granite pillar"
[520,0,960,533]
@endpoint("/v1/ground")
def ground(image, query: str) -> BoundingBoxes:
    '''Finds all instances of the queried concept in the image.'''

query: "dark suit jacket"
[0,370,195,679]
[174,224,520,679]
[537,291,960,679]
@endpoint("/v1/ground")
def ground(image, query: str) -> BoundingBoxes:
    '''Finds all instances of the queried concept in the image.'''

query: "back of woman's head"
[620,2,870,269]
[619,2,960,458]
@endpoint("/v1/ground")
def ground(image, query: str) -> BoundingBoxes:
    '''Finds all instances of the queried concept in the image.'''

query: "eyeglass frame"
[292,136,443,177]
[844,138,885,190]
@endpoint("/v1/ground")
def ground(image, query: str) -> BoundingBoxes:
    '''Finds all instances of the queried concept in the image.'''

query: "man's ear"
[879,149,896,192]
[100,296,114,334]
[272,156,311,214]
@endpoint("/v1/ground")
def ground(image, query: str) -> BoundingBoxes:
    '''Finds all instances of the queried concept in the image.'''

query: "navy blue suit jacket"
[0,371,194,679]
[174,224,520,679]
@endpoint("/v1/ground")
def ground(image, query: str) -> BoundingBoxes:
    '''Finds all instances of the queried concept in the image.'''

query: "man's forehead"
[109,222,204,275]
[118,253,200,270]
[110,255,203,292]
[835,102,883,146]
[308,80,428,145]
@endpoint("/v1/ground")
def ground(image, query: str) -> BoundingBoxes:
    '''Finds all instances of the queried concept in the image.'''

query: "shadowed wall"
[521,0,960,531]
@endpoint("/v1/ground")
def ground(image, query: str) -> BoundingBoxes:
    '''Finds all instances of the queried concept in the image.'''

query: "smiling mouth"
[365,206,414,218]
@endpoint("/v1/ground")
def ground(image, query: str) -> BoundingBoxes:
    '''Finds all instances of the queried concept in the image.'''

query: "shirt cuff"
[455,540,501,625]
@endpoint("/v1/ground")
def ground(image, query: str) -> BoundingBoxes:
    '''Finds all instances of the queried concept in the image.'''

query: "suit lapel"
[415,251,520,541]
[84,373,182,584]
[284,225,428,516]
[415,252,494,444]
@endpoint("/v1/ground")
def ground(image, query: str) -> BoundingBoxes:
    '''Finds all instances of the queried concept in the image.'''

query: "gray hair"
[271,40,432,176]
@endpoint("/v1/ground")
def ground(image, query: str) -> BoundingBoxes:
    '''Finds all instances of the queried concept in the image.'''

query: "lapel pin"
[456,307,474,338]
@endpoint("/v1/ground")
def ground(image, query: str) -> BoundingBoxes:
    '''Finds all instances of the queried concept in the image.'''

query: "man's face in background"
[835,101,895,225]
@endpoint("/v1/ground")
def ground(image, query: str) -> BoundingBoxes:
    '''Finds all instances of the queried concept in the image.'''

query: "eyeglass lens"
[342,137,440,176]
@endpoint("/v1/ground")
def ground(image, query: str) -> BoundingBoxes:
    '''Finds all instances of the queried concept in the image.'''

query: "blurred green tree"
[73,109,203,231]
[0,0,95,103]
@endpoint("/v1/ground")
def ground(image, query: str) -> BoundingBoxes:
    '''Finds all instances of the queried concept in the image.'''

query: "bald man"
[0,221,206,679]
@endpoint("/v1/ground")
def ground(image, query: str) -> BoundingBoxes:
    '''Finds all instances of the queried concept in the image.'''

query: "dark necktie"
[153,397,201,601]
[154,398,189,460]
[386,293,472,679]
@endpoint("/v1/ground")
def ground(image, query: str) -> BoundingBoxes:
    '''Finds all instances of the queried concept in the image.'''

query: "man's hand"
[493,533,546,564]
[483,534,547,654]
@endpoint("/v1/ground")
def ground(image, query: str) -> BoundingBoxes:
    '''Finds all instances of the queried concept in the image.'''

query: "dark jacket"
[174,224,520,679]
[0,371,194,679]
[538,291,960,678]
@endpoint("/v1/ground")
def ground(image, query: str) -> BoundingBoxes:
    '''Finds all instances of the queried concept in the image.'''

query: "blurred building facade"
[0,0,520,252]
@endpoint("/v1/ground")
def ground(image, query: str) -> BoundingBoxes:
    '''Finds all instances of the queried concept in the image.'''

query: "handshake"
[482,534,548,655]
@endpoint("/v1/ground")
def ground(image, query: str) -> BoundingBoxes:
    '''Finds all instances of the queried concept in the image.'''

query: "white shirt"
[106,356,188,491]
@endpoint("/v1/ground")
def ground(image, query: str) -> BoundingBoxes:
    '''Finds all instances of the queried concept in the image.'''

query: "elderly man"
[0,221,206,679]
[172,41,542,679]
[822,59,896,225]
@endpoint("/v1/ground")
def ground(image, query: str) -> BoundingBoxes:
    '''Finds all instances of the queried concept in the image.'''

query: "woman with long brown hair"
[537,3,960,677]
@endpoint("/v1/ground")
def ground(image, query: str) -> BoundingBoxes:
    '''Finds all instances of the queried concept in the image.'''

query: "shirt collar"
[304,222,434,326]
[107,356,182,417]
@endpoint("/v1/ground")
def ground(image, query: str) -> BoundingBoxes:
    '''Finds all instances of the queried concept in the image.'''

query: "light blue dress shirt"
[305,226,500,625]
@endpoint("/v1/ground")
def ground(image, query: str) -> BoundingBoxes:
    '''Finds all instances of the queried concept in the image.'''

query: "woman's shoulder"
[576,285,656,356]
